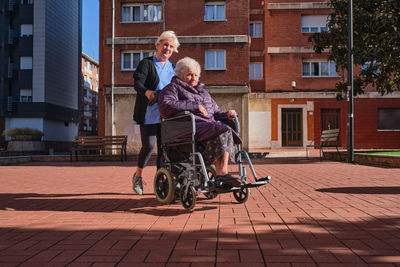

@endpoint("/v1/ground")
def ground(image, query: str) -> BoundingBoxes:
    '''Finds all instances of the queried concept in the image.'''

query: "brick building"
[99,0,400,153]
[253,0,400,149]
[99,0,250,152]
[81,53,99,136]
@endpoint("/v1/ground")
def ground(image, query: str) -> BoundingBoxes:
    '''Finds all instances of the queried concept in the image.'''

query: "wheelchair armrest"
[163,111,193,122]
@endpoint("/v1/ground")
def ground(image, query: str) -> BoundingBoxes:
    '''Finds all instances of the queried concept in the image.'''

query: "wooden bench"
[306,128,342,161]
[70,135,127,161]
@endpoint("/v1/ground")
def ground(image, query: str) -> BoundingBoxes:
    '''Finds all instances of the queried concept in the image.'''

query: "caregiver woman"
[131,31,180,195]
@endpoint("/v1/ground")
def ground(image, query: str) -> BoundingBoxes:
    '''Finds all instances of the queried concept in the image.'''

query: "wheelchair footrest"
[243,180,269,188]
[256,176,271,182]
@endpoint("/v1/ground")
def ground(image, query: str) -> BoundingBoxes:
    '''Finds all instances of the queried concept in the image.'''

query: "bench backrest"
[320,128,340,143]
[73,135,127,147]
[73,136,103,146]
[103,135,127,147]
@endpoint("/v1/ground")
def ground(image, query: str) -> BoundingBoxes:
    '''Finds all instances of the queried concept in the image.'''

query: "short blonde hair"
[175,57,201,79]
[155,31,180,53]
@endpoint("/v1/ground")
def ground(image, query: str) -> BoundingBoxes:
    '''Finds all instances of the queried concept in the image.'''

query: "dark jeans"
[138,123,162,169]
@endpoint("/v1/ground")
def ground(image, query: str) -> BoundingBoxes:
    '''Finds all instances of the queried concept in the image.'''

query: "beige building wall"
[249,94,272,149]
[105,88,249,154]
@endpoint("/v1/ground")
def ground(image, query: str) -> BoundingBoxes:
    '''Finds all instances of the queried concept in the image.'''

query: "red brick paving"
[0,159,399,266]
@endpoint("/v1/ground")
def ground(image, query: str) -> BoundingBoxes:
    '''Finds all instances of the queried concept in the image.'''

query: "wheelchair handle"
[234,115,240,134]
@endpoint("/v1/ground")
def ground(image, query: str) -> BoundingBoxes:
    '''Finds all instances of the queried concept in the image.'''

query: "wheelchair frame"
[153,111,270,211]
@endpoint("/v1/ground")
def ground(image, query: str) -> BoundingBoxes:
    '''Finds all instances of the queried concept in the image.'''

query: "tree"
[309,0,400,98]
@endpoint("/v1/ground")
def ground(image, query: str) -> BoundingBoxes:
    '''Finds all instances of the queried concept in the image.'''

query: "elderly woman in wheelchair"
[154,57,270,211]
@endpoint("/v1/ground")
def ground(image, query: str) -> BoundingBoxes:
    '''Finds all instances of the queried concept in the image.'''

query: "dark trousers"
[138,123,162,169]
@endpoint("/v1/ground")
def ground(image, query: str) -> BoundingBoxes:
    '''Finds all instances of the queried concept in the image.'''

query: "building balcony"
[18,70,33,88]
[19,4,34,24]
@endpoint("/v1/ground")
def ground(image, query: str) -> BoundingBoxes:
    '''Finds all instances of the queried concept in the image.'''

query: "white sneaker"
[132,173,143,195]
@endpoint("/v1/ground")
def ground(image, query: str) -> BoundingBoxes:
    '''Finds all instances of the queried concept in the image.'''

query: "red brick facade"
[314,98,400,149]
[99,0,250,136]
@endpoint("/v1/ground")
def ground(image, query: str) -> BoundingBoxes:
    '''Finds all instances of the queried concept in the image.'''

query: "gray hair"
[175,57,201,79]
[155,31,180,53]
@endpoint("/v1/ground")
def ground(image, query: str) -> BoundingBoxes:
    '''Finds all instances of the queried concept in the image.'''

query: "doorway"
[282,108,303,146]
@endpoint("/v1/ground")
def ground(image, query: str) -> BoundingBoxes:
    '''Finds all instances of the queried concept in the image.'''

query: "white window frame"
[20,24,33,37]
[121,3,162,23]
[250,22,262,37]
[121,50,155,71]
[301,15,329,33]
[249,63,263,80]
[20,57,32,70]
[204,2,226,21]
[20,88,32,102]
[205,50,226,70]
[302,60,338,77]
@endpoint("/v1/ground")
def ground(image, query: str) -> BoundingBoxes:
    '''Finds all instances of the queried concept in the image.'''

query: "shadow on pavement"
[316,186,400,194]
[0,215,399,265]
[0,193,217,216]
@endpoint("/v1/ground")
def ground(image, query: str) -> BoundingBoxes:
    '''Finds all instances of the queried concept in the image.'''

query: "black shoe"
[215,174,242,187]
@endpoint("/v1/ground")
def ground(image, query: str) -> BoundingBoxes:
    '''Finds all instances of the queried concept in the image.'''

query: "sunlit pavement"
[0,159,399,266]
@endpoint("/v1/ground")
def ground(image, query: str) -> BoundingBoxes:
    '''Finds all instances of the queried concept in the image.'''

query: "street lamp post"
[347,0,354,163]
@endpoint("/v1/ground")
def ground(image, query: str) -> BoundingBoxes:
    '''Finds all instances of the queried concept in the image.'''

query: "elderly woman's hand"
[199,105,208,117]
[227,110,237,120]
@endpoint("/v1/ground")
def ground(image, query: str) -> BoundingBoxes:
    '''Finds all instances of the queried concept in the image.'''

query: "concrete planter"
[11,135,42,141]
[7,135,46,152]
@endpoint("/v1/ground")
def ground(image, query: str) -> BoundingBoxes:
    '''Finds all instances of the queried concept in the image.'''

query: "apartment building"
[99,0,251,152]
[0,0,82,151]
[253,0,400,149]
[81,53,99,136]
[98,0,399,153]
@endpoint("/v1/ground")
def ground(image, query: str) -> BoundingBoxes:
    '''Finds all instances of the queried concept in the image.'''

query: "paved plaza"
[0,159,399,266]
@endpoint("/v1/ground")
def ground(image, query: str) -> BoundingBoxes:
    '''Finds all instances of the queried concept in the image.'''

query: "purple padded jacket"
[158,76,242,144]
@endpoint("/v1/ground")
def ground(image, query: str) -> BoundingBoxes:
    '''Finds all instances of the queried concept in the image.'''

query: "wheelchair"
[153,111,271,211]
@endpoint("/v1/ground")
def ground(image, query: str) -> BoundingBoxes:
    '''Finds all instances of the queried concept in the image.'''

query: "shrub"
[3,127,44,137]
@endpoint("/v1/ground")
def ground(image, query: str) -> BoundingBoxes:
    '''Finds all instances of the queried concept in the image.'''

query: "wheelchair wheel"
[180,184,196,211]
[233,187,249,203]
[154,168,176,204]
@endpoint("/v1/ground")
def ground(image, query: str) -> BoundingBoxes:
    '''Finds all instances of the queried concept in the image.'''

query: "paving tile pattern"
[0,160,399,266]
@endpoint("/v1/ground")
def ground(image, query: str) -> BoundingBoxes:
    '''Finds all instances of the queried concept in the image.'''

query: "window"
[85,61,92,74]
[301,15,329,33]
[121,51,155,70]
[378,109,400,130]
[205,50,225,70]
[20,57,32,70]
[21,0,33,4]
[20,89,32,102]
[20,24,33,37]
[121,4,161,23]
[250,22,262,37]
[362,61,381,75]
[249,63,262,79]
[302,61,338,77]
[321,109,340,130]
[205,2,226,21]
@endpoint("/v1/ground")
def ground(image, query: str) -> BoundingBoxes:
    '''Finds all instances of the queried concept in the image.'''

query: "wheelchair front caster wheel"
[233,187,249,203]
[180,185,196,211]
[154,168,176,204]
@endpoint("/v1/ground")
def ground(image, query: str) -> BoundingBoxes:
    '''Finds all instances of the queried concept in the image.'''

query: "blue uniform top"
[143,57,175,124]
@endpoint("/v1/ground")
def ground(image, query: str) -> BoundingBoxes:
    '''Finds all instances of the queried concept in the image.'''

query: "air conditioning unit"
[7,96,15,112]
[8,0,14,11]
[8,29,14,44]
[8,63,14,78]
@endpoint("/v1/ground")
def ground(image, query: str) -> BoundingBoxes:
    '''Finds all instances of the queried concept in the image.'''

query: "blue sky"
[82,0,99,61]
